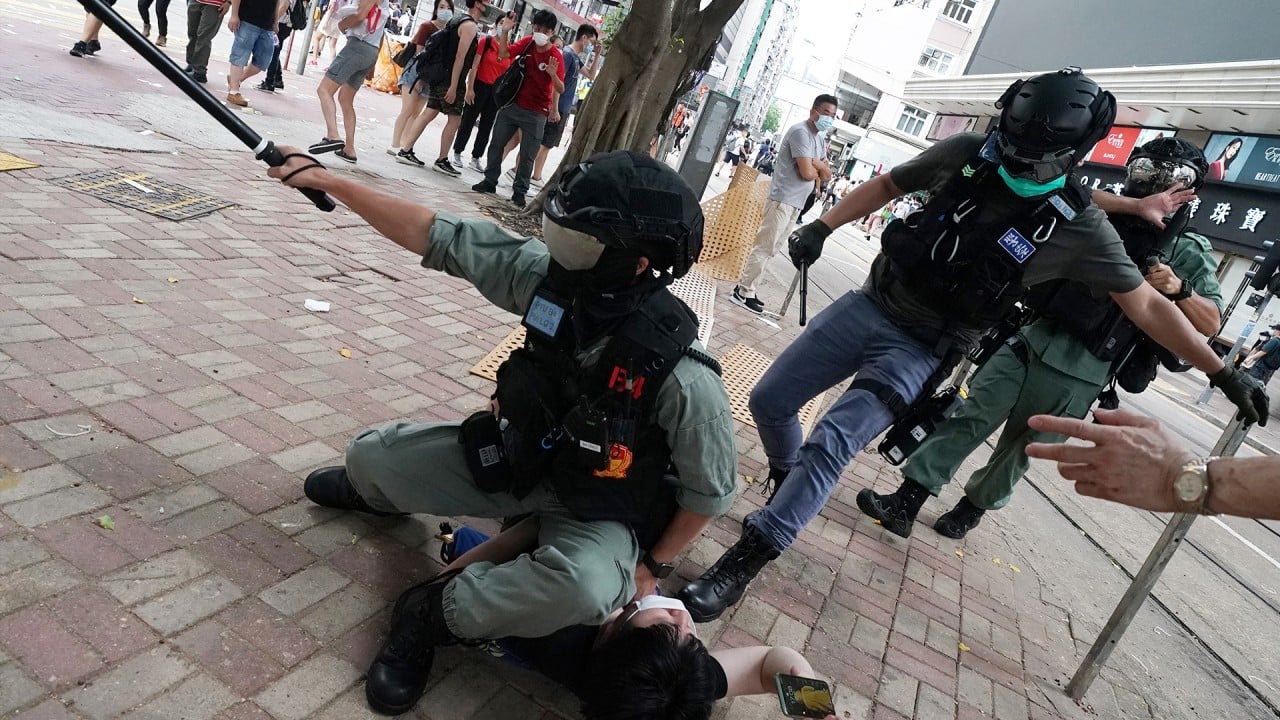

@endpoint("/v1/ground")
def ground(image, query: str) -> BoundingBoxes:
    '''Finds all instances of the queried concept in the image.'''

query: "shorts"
[540,117,566,148]
[325,38,380,90]
[723,150,741,165]
[425,81,465,115]
[229,22,275,69]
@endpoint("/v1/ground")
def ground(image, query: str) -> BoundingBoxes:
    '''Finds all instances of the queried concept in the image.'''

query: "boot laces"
[709,533,770,591]
[383,613,434,668]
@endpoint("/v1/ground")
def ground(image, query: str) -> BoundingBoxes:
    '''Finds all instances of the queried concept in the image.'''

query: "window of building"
[918,47,953,74]
[942,0,976,23]
[897,105,929,137]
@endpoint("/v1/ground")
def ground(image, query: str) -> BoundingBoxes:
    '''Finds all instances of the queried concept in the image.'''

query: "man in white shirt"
[307,0,392,163]
[731,94,838,315]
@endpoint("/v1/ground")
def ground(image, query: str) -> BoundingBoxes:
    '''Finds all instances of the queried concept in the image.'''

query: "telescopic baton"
[76,0,335,212]
[799,261,809,326]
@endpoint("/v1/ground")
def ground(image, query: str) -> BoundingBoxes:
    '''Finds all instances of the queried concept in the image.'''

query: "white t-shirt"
[340,0,391,44]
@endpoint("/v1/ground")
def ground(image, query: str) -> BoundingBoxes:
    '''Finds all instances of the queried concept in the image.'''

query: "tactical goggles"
[1125,156,1201,195]
[994,131,1078,184]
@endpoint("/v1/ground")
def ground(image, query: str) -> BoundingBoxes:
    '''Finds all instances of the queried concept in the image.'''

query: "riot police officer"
[267,148,736,715]
[872,137,1223,540]
[679,68,1267,622]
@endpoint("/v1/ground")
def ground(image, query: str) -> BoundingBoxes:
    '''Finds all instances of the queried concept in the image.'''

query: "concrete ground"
[1,6,1279,720]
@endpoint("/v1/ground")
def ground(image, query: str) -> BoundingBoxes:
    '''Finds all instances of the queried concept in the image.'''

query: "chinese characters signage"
[1204,132,1280,192]
[1079,162,1279,254]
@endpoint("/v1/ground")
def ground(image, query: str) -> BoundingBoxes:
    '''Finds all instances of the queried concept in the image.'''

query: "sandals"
[308,137,344,154]
[334,149,357,164]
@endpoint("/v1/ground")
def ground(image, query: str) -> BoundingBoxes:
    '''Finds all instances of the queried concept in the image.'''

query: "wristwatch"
[1173,456,1218,514]
[1168,277,1193,301]
[642,553,676,579]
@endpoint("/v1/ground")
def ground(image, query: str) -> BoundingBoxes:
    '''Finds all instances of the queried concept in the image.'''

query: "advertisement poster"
[1206,133,1280,192]
[1084,127,1174,167]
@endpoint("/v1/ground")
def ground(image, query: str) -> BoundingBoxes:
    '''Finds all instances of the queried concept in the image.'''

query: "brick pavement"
[0,18,1168,720]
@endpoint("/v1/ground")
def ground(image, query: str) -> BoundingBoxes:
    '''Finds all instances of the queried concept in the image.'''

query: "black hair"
[576,22,598,40]
[1218,137,1244,172]
[531,8,558,30]
[465,0,484,8]
[432,0,454,20]
[812,93,838,110]
[579,625,718,720]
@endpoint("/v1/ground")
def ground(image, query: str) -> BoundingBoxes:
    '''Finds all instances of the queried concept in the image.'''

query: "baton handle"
[799,262,809,326]
[76,0,334,212]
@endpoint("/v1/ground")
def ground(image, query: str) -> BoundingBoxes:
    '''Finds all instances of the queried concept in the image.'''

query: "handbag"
[491,40,534,109]
[391,41,415,67]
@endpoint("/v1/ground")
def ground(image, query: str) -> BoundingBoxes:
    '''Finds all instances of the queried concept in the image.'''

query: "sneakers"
[730,287,765,315]
[468,156,484,172]
[155,35,166,47]
[678,523,781,622]
[933,497,986,539]
[191,70,208,84]
[303,466,404,516]
[855,478,932,538]
[309,137,344,154]
[86,39,101,55]
[386,146,401,156]
[510,193,526,208]
[433,158,461,176]
[396,149,425,167]
[450,152,464,167]
[142,22,151,37]
[255,81,275,93]
[226,92,248,107]
[335,148,357,164]
[70,41,88,57]
[471,180,497,194]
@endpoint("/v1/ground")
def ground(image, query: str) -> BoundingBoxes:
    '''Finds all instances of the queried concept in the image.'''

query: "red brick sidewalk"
[0,16,1175,720]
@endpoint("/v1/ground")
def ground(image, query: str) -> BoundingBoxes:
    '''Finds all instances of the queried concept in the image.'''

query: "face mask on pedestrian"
[815,115,834,132]
[436,8,453,21]
[532,31,550,46]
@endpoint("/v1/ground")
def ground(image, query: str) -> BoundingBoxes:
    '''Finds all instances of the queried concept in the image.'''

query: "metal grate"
[51,169,234,221]
[469,326,526,382]
[0,150,38,172]
[718,343,826,436]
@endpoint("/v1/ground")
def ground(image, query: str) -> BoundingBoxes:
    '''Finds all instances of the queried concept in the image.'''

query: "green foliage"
[762,103,782,133]
[600,0,630,47]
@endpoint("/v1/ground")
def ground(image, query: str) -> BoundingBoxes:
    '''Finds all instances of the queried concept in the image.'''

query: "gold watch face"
[1174,468,1206,503]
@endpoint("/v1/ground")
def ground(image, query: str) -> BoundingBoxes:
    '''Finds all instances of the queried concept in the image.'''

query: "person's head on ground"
[994,66,1116,187]
[530,9,558,44]
[431,0,454,23]
[543,150,703,296]
[574,22,598,51]
[809,93,838,133]
[1123,137,1208,199]
[580,597,718,720]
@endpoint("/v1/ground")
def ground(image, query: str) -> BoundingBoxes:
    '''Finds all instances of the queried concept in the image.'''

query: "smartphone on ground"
[775,673,835,718]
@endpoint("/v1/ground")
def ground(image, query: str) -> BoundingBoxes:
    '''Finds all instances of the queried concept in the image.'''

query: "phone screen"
[775,674,834,718]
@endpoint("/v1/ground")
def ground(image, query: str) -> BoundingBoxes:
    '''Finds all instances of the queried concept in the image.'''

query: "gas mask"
[543,218,646,295]
[1123,156,1200,199]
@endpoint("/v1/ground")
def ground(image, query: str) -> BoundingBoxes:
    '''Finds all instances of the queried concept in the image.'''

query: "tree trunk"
[525,0,745,212]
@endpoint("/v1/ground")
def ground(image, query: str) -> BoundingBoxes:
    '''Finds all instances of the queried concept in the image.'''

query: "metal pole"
[293,6,318,76]
[1197,291,1271,405]
[1066,414,1251,699]
[799,262,809,326]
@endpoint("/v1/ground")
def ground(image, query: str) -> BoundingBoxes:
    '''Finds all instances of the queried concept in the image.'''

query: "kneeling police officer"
[267,149,737,715]
[872,137,1224,540]
[679,67,1267,622]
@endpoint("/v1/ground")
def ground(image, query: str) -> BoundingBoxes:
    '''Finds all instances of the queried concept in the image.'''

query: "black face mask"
[545,248,663,344]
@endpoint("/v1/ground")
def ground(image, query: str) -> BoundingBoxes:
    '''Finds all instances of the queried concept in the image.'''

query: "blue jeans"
[745,290,941,551]
[228,22,274,70]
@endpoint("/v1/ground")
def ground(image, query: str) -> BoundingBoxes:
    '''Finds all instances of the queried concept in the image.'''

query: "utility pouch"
[458,411,513,493]
[877,386,966,465]
[561,402,610,471]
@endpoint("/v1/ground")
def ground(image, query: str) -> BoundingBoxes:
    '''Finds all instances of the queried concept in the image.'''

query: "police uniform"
[344,211,737,639]
[904,230,1222,510]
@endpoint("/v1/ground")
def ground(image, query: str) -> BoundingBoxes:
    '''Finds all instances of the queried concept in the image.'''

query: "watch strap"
[642,553,674,578]
[1182,456,1219,514]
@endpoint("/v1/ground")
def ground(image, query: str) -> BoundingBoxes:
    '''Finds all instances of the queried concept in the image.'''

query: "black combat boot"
[366,573,462,715]
[933,496,986,539]
[303,466,404,516]
[856,478,932,538]
[678,523,781,622]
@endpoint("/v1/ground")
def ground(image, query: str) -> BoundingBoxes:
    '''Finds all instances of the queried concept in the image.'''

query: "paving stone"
[148,426,231,458]
[876,666,918,718]
[217,599,322,669]
[851,615,891,658]
[64,646,195,720]
[0,463,81,504]
[4,483,112,527]
[0,662,44,715]
[134,574,246,635]
[8,698,82,720]
[258,564,350,616]
[272,401,335,424]
[102,549,210,606]
[172,621,285,697]
[120,672,238,720]
[160,500,251,542]
[0,605,102,688]
[46,589,157,663]
[993,683,1029,720]
[416,661,507,720]
[269,441,341,473]
[0,535,49,573]
[252,654,360,720]
[0,558,81,615]
[297,582,384,641]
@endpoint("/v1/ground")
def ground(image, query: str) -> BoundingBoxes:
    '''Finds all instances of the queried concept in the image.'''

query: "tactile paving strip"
[694,166,770,281]
[718,343,826,436]
[52,169,234,221]
[468,268,718,382]
[0,150,38,172]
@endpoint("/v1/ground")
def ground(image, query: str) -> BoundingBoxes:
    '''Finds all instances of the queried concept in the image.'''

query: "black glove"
[1210,365,1269,427]
[788,220,834,269]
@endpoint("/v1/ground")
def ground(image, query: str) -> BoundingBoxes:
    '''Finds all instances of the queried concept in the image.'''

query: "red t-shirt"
[507,36,564,116]
[474,36,513,85]
[411,21,438,46]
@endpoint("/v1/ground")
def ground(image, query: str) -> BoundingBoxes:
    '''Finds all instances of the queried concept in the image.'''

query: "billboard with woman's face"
[1203,134,1280,192]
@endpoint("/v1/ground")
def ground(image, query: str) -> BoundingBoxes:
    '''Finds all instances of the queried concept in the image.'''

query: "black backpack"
[415,15,474,89]
[289,0,309,30]
[491,41,534,109]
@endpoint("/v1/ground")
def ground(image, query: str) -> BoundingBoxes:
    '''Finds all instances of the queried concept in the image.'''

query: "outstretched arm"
[442,517,540,572]
[714,646,837,718]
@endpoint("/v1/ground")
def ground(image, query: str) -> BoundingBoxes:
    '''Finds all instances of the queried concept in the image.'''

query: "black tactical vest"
[880,137,1091,338]
[492,285,715,548]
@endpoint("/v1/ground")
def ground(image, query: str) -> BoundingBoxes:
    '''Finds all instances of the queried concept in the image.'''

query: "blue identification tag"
[978,132,1001,164]
[523,290,568,340]
[997,228,1036,264]
[1047,193,1078,221]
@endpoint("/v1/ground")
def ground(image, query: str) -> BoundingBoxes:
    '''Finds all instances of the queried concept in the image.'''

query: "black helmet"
[1124,137,1209,196]
[543,151,703,278]
[994,67,1116,183]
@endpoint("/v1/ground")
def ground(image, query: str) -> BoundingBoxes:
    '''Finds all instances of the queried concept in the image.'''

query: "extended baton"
[799,261,809,326]
[76,0,335,212]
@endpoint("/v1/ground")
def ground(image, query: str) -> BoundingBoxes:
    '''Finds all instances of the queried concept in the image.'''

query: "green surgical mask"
[997,165,1067,198]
